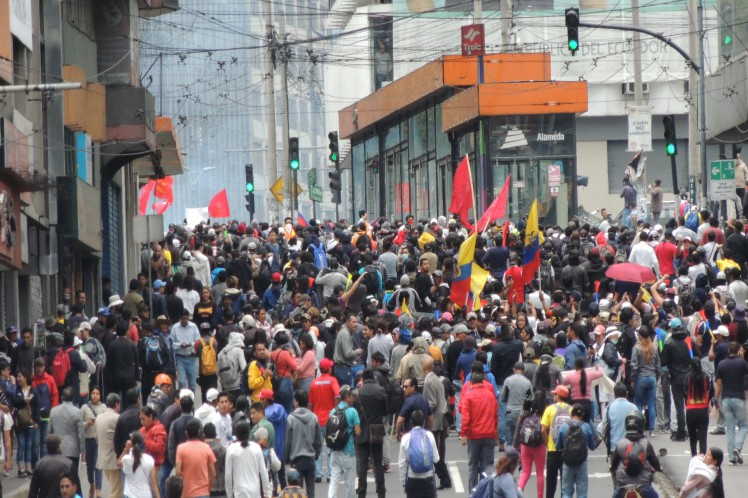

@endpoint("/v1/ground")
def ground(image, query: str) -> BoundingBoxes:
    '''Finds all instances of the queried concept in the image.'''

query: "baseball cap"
[179,388,195,401]
[716,325,730,337]
[552,385,570,398]
[259,389,274,401]
[466,312,478,320]
[598,311,610,321]
[668,317,684,330]
[153,279,166,290]
[205,388,220,402]
[319,358,334,373]
[540,354,553,365]
[453,323,469,335]
[271,272,282,283]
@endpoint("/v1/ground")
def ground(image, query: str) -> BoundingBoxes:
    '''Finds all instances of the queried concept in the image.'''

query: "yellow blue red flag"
[521,200,544,285]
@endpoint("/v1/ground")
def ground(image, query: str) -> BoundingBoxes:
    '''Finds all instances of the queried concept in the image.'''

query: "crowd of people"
[0,204,745,498]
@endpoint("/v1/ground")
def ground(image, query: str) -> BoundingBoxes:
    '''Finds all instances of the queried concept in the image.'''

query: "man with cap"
[541,385,572,498]
[309,358,339,483]
[660,317,691,441]
[151,279,168,319]
[262,272,283,311]
[195,387,220,426]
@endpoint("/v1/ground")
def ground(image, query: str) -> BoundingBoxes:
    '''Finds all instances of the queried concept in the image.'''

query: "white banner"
[185,207,209,228]
[627,107,652,152]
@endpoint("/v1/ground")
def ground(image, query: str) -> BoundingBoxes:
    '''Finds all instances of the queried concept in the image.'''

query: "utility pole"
[500,0,512,49]
[278,31,293,217]
[698,0,708,204]
[630,0,647,211]
[263,0,279,223]
[688,0,699,203]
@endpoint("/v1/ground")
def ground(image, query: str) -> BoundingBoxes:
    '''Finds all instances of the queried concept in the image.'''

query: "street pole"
[500,0,512,49]
[688,0,699,203]
[698,0,708,205]
[630,0,647,214]
[279,35,293,218]
[263,0,279,223]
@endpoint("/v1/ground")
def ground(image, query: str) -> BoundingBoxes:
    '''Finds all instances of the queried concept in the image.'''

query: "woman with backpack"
[196,324,218,397]
[685,358,713,457]
[14,371,38,477]
[514,392,548,498]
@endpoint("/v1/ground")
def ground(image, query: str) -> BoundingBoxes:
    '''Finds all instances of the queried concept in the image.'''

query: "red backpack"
[51,348,72,387]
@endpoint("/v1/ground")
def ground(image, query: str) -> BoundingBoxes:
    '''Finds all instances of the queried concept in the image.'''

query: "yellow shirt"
[418,231,436,250]
[163,249,172,266]
[540,401,571,452]
[248,360,273,401]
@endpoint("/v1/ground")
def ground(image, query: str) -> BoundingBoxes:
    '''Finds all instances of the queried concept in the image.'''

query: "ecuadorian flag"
[521,200,545,284]
[450,234,490,310]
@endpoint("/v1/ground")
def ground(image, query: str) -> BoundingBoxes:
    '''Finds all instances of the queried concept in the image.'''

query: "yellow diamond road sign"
[270,177,285,202]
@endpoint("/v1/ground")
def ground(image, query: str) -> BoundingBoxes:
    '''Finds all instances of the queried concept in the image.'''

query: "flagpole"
[466,155,478,234]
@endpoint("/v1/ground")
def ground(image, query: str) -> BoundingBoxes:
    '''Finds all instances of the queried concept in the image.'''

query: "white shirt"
[628,241,660,275]
[729,280,748,310]
[0,412,13,461]
[208,411,233,448]
[398,427,440,486]
[225,440,271,498]
[175,288,200,315]
[195,403,217,426]
[192,250,212,288]
[122,451,155,498]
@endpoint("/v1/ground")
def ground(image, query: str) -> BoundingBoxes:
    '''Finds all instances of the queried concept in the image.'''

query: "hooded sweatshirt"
[264,402,288,461]
[284,407,321,462]
[218,332,247,392]
[396,337,429,387]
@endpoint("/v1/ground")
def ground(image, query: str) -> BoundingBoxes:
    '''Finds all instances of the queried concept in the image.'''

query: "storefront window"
[352,142,365,218]
[428,159,438,216]
[435,105,451,160]
[427,106,436,153]
[384,124,399,149]
[410,111,429,159]
[399,146,411,218]
[415,161,429,220]
[385,151,398,219]
[365,135,380,216]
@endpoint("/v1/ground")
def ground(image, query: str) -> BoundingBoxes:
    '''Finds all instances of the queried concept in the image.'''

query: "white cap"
[205,388,219,402]
[179,388,195,401]
[716,325,730,337]
[421,331,432,344]
[73,336,83,347]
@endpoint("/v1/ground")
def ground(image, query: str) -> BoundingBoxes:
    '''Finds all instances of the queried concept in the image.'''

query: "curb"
[5,482,29,498]
[653,470,680,498]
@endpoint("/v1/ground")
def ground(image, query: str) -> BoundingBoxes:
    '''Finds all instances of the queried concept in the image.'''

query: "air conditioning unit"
[621,82,650,95]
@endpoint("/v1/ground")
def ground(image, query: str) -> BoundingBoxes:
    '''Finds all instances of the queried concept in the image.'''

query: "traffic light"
[663,115,677,156]
[244,164,254,193]
[721,3,735,58]
[289,137,300,170]
[244,164,255,217]
[329,169,341,204]
[565,8,580,55]
[328,131,339,163]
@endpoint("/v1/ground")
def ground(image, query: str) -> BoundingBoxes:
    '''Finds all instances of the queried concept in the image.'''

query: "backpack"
[562,423,588,466]
[325,406,350,451]
[386,378,404,416]
[519,414,544,447]
[550,404,571,442]
[311,242,328,270]
[217,348,241,390]
[469,473,494,498]
[144,335,166,371]
[199,338,218,376]
[622,440,648,477]
[685,209,699,232]
[407,427,435,473]
[34,382,52,419]
[51,348,72,387]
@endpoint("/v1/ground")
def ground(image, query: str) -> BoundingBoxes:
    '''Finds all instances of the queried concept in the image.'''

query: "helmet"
[154,373,173,386]
[624,411,645,435]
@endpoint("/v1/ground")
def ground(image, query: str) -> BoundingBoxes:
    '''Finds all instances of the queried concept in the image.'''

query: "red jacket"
[32,372,59,407]
[460,380,498,440]
[140,420,167,465]
[308,373,340,426]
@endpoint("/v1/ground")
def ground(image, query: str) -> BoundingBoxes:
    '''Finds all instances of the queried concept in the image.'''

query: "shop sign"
[461,24,485,56]
[10,0,32,51]
[549,186,560,197]
[548,164,562,187]
[536,132,565,142]
[0,181,21,269]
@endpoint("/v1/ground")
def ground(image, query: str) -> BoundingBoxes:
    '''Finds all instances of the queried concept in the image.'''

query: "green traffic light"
[568,39,578,51]
[329,152,338,162]
[246,182,254,193]
[666,143,676,156]
[290,159,300,170]
[724,34,733,45]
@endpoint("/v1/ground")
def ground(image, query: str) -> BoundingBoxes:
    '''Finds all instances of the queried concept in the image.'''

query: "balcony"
[57,177,103,252]
[63,66,107,142]
[133,116,184,177]
[139,0,180,17]
[101,85,156,167]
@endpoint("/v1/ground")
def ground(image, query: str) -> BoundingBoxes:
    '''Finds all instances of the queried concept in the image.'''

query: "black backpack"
[562,423,588,466]
[325,406,350,451]
[518,414,544,447]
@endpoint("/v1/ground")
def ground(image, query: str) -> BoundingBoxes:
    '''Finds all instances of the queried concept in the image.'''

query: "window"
[428,159,438,215]
[410,111,428,159]
[352,142,365,216]
[435,104,451,159]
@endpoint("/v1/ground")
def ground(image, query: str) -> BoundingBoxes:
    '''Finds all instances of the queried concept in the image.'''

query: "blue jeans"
[333,364,353,388]
[562,461,588,498]
[159,460,174,497]
[175,355,198,392]
[722,397,748,456]
[316,425,331,479]
[635,376,657,431]
[328,451,356,498]
[16,426,35,465]
[504,408,521,448]
[622,208,634,228]
[613,484,658,498]
[85,437,103,490]
[496,384,506,442]
[36,420,49,460]
[467,438,495,490]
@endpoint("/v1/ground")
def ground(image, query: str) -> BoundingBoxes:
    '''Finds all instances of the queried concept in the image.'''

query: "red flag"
[449,156,474,230]
[296,211,309,228]
[152,199,171,215]
[477,175,511,232]
[138,180,156,215]
[208,189,231,218]
[502,221,510,247]
[153,176,174,204]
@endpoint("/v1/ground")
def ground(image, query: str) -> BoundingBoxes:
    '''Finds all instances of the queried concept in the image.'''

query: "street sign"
[549,186,560,197]
[709,160,735,200]
[461,24,485,56]
[307,169,317,186]
[270,177,285,202]
[627,107,652,152]
[548,163,562,187]
[310,185,323,202]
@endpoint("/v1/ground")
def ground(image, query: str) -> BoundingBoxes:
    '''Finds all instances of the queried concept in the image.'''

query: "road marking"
[449,464,464,494]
